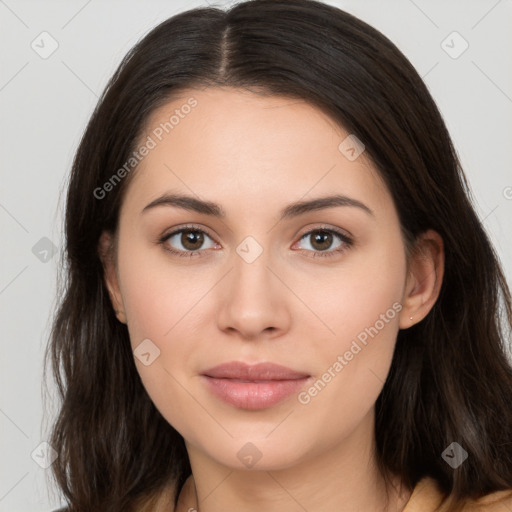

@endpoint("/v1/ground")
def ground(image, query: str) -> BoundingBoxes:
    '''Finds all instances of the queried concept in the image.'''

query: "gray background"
[1,0,511,510]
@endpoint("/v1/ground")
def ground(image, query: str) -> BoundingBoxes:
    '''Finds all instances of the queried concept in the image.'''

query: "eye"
[159,224,219,258]
[293,227,353,258]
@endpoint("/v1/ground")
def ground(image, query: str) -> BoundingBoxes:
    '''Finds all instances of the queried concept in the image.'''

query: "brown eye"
[294,227,353,258]
[160,226,217,257]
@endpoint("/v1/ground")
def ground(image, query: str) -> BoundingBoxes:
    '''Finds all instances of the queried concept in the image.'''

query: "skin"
[99,87,444,512]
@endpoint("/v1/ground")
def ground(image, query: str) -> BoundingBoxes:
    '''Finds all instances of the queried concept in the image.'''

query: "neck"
[175,409,411,512]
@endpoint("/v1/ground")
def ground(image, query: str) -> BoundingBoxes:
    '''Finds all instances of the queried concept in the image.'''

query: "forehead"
[121,86,391,219]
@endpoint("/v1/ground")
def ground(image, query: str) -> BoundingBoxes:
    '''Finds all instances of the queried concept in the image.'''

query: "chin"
[198,435,314,471]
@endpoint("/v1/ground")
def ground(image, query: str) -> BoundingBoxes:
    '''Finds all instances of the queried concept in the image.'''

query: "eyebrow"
[141,192,374,219]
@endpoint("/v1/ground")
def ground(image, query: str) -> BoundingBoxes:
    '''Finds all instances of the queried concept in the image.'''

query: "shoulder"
[461,487,512,511]
[403,476,512,512]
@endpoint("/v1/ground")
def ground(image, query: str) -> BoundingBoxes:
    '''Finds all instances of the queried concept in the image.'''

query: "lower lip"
[202,376,310,410]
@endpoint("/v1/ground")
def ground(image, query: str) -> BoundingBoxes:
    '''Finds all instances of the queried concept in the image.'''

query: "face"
[102,86,413,471]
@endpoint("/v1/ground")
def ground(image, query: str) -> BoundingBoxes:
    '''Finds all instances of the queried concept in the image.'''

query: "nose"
[215,247,292,341]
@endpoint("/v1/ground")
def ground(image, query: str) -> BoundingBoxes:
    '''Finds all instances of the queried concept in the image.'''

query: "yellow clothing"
[404,476,512,511]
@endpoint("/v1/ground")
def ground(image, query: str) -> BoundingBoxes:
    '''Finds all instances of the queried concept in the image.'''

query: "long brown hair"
[44,1,512,510]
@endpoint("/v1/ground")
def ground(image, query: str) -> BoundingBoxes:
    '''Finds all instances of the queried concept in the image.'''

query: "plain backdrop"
[1,0,511,510]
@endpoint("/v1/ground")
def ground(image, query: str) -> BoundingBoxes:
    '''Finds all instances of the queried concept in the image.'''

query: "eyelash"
[158,223,354,259]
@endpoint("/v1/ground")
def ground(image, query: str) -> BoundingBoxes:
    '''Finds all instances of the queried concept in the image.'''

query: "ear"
[98,231,127,324]
[399,229,444,329]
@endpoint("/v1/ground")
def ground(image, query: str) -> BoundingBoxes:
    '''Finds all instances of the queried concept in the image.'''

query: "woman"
[45,1,512,511]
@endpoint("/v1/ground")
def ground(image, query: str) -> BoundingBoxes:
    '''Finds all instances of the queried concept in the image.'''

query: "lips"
[202,361,310,381]
[201,362,311,410]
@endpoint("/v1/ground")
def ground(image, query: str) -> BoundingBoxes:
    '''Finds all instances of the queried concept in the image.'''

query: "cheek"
[116,243,210,438]
[117,237,202,347]
[296,235,406,407]
[116,239,210,388]
[304,236,405,350]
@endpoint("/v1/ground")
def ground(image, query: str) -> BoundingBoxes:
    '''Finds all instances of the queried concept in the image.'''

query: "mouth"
[201,361,311,410]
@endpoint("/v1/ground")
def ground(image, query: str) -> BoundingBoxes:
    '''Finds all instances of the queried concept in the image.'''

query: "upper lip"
[202,362,310,380]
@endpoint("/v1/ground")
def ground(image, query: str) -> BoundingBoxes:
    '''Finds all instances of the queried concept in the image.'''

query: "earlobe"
[399,229,445,329]
[98,231,127,324]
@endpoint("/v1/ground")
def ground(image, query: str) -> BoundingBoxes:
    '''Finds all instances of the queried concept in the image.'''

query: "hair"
[44,0,512,511]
